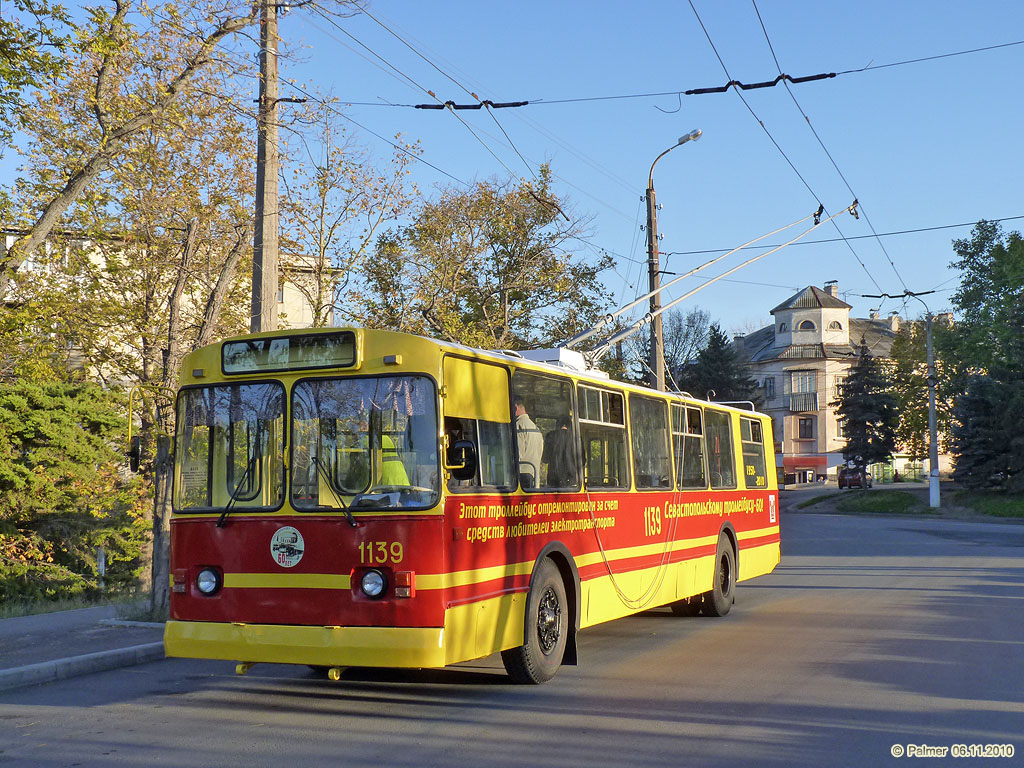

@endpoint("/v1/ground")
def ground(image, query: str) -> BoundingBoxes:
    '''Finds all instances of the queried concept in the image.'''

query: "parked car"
[838,467,873,489]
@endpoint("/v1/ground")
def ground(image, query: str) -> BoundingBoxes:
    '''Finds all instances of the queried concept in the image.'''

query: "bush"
[0,381,148,602]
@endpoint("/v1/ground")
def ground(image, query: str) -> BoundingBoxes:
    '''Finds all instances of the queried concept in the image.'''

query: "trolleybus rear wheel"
[703,535,736,617]
[501,559,568,684]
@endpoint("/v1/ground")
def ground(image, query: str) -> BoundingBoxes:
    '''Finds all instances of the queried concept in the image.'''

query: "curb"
[0,642,165,693]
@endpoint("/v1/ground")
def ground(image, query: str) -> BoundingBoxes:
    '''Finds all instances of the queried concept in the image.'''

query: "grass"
[835,489,927,514]
[0,595,120,620]
[796,489,927,515]
[953,490,1024,518]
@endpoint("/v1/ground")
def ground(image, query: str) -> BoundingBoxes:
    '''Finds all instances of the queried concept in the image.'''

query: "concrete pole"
[645,185,665,391]
[251,0,279,333]
[926,312,940,508]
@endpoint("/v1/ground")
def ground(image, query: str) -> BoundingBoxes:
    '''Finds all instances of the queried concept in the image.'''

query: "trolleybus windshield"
[290,375,439,511]
[174,382,286,512]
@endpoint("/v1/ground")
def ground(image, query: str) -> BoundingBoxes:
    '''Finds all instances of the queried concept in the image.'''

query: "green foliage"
[360,168,613,349]
[831,339,897,468]
[947,222,1024,490]
[0,381,147,602]
[0,0,72,144]
[674,323,759,403]
[952,490,1024,518]
[886,318,955,461]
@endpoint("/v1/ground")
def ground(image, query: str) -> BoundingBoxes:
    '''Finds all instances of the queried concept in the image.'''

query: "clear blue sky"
[276,0,1023,338]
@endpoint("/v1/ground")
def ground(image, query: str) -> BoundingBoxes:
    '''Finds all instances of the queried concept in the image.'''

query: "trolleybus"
[165,326,780,683]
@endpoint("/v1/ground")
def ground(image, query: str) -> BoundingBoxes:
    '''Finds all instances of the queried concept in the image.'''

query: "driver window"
[445,417,515,491]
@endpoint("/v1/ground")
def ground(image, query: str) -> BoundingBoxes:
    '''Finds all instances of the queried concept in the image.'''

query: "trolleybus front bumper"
[164,620,448,668]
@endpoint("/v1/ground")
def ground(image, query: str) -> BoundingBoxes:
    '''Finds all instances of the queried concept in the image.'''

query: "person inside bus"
[515,397,543,488]
[542,416,576,488]
[380,432,410,486]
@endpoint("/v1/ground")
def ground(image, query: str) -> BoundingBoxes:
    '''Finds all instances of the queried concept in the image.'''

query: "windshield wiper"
[217,454,258,528]
[312,454,360,528]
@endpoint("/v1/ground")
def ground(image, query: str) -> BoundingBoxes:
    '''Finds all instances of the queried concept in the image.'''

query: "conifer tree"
[831,339,897,468]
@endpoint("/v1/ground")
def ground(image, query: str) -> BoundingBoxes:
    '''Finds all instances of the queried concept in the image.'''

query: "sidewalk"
[0,605,165,693]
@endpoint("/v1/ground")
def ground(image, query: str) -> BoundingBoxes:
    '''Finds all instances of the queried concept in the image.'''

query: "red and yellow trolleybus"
[165,327,780,683]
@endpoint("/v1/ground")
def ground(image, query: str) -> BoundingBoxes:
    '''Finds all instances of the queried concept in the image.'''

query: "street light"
[646,130,702,391]
[905,293,941,509]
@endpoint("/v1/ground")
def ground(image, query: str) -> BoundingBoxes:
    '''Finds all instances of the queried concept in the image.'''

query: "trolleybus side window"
[174,382,285,512]
[741,417,768,489]
[629,395,671,489]
[290,375,439,511]
[578,385,629,490]
[705,409,736,490]
[672,404,707,489]
[511,371,579,491]
[444,416,515,491]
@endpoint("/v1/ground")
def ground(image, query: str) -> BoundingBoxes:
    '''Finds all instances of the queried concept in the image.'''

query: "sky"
[6,1,1022,345]
[268,0,1023,341]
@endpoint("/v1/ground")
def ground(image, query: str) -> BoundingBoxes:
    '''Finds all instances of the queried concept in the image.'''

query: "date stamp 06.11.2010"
[890,744,1015,759]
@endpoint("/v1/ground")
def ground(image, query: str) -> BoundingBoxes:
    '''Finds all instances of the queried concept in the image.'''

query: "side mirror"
[445,439,477,481]
[128,435,142,472]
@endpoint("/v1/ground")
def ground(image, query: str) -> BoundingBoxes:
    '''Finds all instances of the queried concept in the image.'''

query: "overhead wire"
[687,0,886,298]
[752,0,908,292]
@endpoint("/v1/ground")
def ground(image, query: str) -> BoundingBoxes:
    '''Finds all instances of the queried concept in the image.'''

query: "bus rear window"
[222,332,356,374]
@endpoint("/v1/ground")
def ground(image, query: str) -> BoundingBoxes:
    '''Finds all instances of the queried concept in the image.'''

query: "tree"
[279,114,419,328]
[886,317,955,462]
[830,339,897,469]
[946,221,1024,489]
[0,0,355,298]
[628,308,711,388]
[0,0,71,147]
[674,323,758,403]
[359,168,613,349]
[0,381,147,602]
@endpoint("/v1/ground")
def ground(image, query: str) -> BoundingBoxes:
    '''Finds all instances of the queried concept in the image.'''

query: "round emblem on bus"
[270,526,304,568]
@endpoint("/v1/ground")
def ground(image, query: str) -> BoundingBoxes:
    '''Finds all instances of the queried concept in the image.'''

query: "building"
[734,281,906,483]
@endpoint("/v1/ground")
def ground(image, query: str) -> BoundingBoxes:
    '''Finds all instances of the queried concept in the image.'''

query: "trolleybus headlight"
[196,568,221,595]
[360,569,387,599]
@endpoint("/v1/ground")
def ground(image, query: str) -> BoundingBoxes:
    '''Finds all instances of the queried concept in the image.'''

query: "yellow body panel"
[165,592,528,668]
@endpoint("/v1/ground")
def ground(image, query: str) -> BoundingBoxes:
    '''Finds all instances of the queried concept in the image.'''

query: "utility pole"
[645,130,702,391]
[645,184,665,391]
[865,289,940,507]
[925,310,940,508]
[251,0,279,333]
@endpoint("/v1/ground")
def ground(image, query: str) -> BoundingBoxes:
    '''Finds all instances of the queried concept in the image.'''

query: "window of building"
[836,418,846,439]
[778,322,787,332]
[798,416,815,440]
[798,320,816,331]
[789,370,816,394]
[764,376,776,399]
[827,320,842,331]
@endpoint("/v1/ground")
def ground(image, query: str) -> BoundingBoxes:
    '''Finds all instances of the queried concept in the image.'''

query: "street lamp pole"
[904,291,940,508]
[646,129,701,391]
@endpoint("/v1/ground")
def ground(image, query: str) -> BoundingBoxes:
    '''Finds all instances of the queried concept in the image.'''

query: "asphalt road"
[1,508,1022,768]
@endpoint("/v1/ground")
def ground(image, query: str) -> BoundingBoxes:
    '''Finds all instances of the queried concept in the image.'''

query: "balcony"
[788,392,818,412]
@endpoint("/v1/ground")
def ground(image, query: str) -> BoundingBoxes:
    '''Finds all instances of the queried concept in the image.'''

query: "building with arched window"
[733,282,906,483]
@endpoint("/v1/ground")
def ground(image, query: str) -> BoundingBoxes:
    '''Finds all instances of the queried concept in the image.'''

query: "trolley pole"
[251,0,280,333]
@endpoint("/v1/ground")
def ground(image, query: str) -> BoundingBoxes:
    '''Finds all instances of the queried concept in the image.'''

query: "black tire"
[501,559,568,684]
[670,594,703,616]
[703,535,737,617]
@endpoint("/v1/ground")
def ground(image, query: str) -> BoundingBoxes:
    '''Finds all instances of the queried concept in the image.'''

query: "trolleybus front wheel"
[501,559,568,684]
